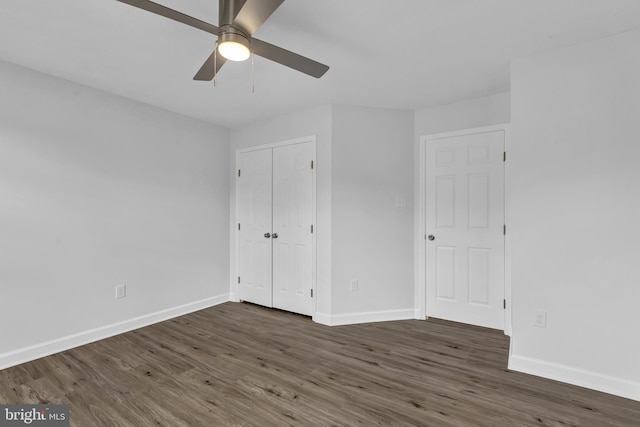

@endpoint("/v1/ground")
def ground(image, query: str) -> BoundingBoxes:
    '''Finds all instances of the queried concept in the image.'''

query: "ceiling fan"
[116,0,330,81]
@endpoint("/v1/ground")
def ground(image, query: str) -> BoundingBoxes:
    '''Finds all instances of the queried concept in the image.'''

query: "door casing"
[417,125,512,336]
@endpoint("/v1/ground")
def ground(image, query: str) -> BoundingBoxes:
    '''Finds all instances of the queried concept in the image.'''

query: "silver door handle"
[272,233,278,239]
[428,235,435,241]
[264,233,271,238]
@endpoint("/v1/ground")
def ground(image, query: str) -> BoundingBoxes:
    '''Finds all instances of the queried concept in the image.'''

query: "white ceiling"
[1,0,640,128]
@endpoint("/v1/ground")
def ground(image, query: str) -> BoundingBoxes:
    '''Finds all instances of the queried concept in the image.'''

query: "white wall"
[331,105,414,321]
[0,60,230,368]
[230,104,415,324]
[509,30,640,401]
[414,92,511,138]
[229,105,333,316]
[413,93,511,317]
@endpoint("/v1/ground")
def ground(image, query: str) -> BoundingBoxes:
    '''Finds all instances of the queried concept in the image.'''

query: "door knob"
[272,233,279,239]
[428,234,435,241]
[264,232,271,238]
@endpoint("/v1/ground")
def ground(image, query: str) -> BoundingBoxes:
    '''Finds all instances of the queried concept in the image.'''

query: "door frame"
[233,136,317,316]
[416,124,512,335]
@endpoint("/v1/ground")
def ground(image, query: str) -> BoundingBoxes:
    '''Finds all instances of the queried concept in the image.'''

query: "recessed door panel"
[468,144,490,164]
[435,246,456,300]
[276,242,289,292]
[468,173,490,229]
[436,149,456,165]
[468,247,490,305]
[436,176,456,228]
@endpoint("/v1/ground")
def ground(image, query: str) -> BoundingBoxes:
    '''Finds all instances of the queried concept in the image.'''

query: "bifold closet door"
[238,148,273,308]
[272,142,313,316]
[237,142,314,316]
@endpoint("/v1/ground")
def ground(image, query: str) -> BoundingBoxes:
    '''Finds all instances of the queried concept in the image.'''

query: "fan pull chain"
[213,41,218,87]
[251,51,255,93]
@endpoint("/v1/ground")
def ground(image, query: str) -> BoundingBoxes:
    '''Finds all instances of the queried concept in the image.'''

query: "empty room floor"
[1,302,638,426]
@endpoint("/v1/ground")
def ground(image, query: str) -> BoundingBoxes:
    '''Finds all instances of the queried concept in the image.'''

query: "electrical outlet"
[534,309,547,328]
[350,279,359,292]
[115,284,126,299]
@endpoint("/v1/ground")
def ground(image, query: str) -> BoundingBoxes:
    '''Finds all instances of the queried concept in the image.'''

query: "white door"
[272,143,314,316]
[425,130,505,330]
[238,148,273,307]
[237,142,314,316]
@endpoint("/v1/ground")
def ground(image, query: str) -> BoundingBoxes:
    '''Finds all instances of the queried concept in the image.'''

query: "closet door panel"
[272,142,314,316]
[238,148,273,307]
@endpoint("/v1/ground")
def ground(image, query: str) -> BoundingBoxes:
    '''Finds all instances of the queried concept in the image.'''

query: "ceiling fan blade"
[232,0,285,35]
[116,0,220,36]
[193,50,227,81]
[251,38,329,78]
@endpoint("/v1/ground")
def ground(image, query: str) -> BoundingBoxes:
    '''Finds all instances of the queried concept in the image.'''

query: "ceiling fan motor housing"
[219,25,250,47]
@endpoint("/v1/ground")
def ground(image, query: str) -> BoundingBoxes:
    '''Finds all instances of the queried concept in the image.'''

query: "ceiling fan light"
[219,41,250,61]
[218,32,251,61]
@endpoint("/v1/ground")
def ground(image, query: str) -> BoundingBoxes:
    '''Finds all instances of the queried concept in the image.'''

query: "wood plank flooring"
[1,302,639,426]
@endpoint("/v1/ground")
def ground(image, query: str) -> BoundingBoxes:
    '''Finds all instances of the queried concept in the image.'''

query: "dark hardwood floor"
[1,302,638,426]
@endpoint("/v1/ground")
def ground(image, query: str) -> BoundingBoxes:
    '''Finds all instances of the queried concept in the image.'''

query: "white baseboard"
[313,308,414,327]
[509,354,640,402]
[0,294,230,371]
[312,312,332,326]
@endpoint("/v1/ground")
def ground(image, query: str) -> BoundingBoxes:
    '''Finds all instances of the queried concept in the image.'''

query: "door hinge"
[503,299,506,310]
[503,225,506,235]
[310,289,313,298]
[311,160,314,169]
[238,169,241,177]
[238,276,240,284]
[311,224,314,234]
[503,152,506,162]
[238,223,241,231]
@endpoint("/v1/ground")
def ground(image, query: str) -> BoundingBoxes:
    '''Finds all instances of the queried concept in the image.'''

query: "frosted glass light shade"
[218,40,250,61]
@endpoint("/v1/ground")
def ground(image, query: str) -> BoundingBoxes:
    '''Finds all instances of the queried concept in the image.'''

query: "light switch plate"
[116,284,127,299]
[534,309,547,328]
